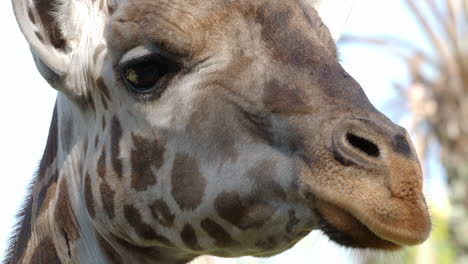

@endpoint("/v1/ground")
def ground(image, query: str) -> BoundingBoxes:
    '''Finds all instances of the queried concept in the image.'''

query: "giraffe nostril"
[345,133,380,158]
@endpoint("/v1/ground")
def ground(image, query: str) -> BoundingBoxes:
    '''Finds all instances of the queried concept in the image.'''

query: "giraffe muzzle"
[302,116,431,249]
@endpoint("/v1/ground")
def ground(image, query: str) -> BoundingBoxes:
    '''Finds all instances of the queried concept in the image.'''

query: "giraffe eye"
[121,54,181,94]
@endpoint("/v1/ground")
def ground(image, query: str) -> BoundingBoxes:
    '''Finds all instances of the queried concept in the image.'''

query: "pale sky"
[0,0,446,263]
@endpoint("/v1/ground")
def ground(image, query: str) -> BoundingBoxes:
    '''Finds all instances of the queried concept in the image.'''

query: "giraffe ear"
[304,0,356,42]
[12,0,73,89]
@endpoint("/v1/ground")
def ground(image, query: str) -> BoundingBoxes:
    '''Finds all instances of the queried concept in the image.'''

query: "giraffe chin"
[314,199,401,251]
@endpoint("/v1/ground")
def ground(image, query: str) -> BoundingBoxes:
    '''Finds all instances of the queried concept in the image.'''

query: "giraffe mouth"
[314,199,401,250]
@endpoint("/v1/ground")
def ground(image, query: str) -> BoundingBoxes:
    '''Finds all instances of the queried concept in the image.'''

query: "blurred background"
[0,0,466,263]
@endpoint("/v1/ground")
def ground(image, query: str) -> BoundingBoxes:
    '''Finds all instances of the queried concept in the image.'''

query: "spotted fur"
[7,0,430,263]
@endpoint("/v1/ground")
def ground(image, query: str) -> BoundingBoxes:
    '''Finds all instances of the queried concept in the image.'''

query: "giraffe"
[5,0,431,263]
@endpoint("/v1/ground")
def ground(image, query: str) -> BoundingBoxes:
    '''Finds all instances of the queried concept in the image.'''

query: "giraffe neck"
[5,99,196,264]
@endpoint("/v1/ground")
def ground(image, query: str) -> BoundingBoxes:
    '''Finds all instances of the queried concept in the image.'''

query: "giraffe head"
[13,0,430,261]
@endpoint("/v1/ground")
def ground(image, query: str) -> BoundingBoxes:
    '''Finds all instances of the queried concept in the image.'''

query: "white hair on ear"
[306,0,356,42]
[51,0,102,50]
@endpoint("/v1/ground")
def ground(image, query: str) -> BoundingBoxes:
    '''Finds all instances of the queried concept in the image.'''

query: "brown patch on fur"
[247,160,286,199]
[96,77,110,109]
[123,205,173,246]
[214,192,277,230]
[96,77,111,100]
[84,173,95,218]
[171,154,206,210]
[27,7,35,24]
[150,199,175,227]
[55,179,80,246]
[255,3,312,68]
[34,0,67,50]
[30,236,62,263]
[36,168,59,217]
[111,117,123,178]
[200,218,238,248]
[37,182,57,216]
[180,224,201,251]
[97,147,106,178]
[100,180,115,218]
[97,234,124,264]
[263,79,312,114]
[130,134,165,191]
